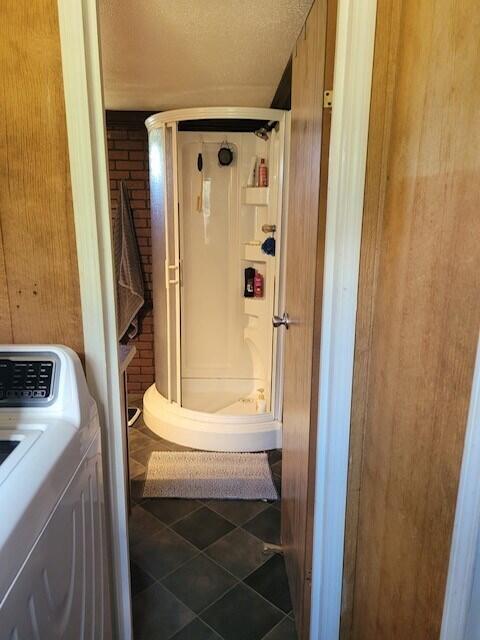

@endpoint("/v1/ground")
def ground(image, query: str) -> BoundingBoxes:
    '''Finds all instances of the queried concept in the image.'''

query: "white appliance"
[0,345,112,639]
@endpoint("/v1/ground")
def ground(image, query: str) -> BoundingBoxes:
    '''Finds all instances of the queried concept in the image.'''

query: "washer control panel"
[0,352,60,407]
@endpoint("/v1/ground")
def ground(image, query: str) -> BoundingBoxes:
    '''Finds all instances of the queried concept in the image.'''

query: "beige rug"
[143,451,278,500]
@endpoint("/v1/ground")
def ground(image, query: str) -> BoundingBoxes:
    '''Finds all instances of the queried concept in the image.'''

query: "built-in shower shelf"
[243,186,269,206]
[244,297,267,317]
[243,243,265,262]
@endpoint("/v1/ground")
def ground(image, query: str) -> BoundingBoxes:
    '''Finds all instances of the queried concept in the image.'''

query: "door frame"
[309,0,377,637]
[440,335,480,640]
[57,2,132,638]
[56,1,377,639]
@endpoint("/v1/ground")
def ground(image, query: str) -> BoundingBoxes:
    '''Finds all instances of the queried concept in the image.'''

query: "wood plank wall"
[342,1,480,638]
[0,2,83,355]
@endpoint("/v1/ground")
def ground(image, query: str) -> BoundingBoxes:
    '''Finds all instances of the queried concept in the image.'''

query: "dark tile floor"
[128,416,297,640]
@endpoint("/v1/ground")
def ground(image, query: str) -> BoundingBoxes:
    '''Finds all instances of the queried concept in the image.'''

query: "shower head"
[254,127,270,141]
[253,120,277,141]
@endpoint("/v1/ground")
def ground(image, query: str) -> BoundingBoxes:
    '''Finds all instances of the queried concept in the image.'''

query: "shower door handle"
[272,312,290,329]
[167,263,180,285]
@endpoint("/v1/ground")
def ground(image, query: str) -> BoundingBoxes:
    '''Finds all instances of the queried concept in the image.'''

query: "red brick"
[129,151,146,161]
[125,180,145,190]
[130,199,146,209]
[128,129,147,140]
[115,160,144,171]
[137,374,153,382]
[136,208,150,217]
[115,140,145,151]
[131,190,148,199]
[130,170,149,180]
[127,366,140,375]
[109,150,129,160]
[141,366,155,374]
[107,129,128,140]
[109,170,130,180]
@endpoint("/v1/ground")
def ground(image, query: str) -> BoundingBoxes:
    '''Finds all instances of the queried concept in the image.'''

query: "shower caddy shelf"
[243,243,266,262]
[242,186,269,206]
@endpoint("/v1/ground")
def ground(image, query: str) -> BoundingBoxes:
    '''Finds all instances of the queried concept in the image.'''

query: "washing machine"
[0,345,112,639]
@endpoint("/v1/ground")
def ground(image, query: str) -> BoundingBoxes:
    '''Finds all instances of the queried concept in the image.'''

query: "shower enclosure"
[143,107,289,451]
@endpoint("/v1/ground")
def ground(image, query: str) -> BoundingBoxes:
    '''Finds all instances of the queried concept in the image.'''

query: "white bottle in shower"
[256,388,266,413]
[247,156,258,186]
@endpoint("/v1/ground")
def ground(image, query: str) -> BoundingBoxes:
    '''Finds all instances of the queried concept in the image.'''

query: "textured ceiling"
[99,0,312,110]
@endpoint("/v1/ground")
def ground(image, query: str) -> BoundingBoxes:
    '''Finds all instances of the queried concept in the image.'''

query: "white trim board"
[57,1,132,638]
[441,335,480,640]
[309,0,378,638]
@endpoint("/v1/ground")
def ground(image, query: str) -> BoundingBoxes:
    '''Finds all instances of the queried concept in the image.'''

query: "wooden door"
[280,0,335,636]
[341,0,480,638]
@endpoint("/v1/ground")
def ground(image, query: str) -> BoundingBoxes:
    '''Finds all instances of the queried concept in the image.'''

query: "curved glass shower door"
[149,123,181,404]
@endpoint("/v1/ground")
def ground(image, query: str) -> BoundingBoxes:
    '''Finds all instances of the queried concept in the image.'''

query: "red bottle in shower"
[258,159,268,187]
[254,271,264,297]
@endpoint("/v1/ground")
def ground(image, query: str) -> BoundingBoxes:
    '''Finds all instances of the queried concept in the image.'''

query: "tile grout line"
[130,477,282,587]
[171,614,227,640]
[128,430,288,635]
[261,614,295,639]
[194,550,290,619]
[133,580,197,640]
[135,518,288,620]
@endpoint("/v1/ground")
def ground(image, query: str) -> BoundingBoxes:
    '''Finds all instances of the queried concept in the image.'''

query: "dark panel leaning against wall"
[106,111,155,396]
[270,56,292,110]
[0,1,83,357]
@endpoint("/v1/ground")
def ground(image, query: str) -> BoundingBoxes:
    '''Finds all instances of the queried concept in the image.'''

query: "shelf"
[243,243,265,262]
[244,296,267,317]
[243,186,269,206]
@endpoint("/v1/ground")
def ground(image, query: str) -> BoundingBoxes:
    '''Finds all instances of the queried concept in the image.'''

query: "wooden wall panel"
[342,1,480,638]
[0,2,83,354]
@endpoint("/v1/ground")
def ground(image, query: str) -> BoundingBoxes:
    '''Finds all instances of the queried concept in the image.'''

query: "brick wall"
[107,113,155,396]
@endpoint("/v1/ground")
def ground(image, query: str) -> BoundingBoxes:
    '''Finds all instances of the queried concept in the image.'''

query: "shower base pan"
[143,384,282,452]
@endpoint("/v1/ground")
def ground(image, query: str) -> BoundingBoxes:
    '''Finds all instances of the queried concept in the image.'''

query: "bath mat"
[142,451,278,500]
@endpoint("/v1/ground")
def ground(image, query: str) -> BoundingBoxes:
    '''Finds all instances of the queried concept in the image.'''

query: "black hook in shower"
[197,153,203,171]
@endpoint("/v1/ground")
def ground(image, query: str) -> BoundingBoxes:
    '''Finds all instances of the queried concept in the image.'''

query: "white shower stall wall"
[179,131,276,414]
[143,108,289,451]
